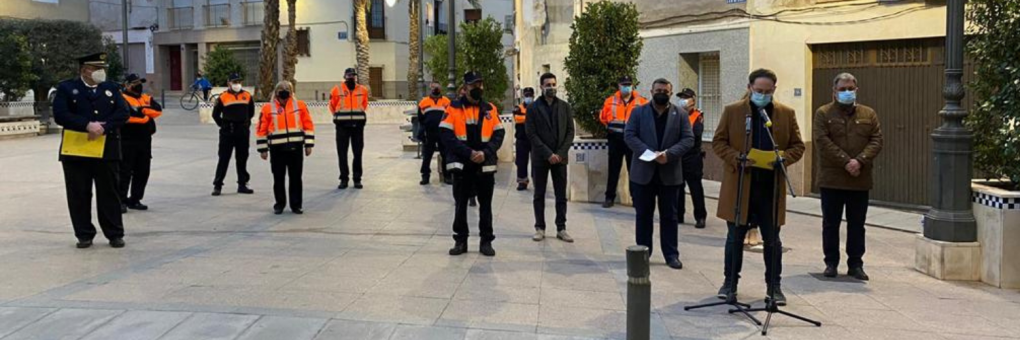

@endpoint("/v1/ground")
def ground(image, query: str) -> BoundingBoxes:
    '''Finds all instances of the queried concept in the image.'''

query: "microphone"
[758,107,773,128]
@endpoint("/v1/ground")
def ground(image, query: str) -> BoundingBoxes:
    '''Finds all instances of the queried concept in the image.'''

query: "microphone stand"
[740,109,821,335]
[683,113,761,327]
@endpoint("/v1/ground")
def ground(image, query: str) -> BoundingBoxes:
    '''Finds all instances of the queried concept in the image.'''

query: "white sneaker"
[556,231,574,243]
[532,230,545,242]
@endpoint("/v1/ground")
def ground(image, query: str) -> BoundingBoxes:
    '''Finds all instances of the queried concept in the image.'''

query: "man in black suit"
[525,73,575,243]
[52,52,129,249]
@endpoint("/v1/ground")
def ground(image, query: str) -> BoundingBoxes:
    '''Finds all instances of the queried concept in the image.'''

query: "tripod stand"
[737,108,821,335]
[683,114,760,326]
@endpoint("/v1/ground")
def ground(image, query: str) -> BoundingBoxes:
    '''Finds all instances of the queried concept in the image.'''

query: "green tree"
[0,19,106,102]
[424,34,465,90]
[563,0,643,138]
[461,17,509,106]
[203,45,246,87]
[102,36,125,82]
[966,0,1020,187]
[0,31,36,101]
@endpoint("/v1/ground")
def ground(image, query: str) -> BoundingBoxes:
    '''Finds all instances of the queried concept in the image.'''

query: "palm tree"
[406,0,421,99]
[282,0,298,90]
[354,0,371,90]
[257,0,281,101]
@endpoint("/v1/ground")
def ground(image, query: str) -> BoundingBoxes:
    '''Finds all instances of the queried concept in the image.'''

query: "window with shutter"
[698,53,722,140]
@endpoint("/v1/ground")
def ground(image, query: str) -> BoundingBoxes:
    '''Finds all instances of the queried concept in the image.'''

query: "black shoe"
[443,176,454,185]
[354,181,363,189]
[120,204,128,213]
[517,183,528,191]
[602,200,614,208]
[678,217,685,225]
[449,242,468,256]
[694,219,706,229]
[480,243,496,257]
[848,267,870,281]
[420,176,430,185]
[469,197,477,207]
[766,286,787,306]
[274,207,284,215]
[823,266,838,278]
[291,208,304,214]
[76,239,93,249]
[338,181,349,190]
[666,258,684,270]
[212,186,222,196]
[109,238,125,248]
[716,280,737,300]
[126,202,148,211]
[237,185,254,194]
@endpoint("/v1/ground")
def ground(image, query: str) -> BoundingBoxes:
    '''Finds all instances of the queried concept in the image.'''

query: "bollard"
[626,245,650,340]
[161,89,165,111]
[315,90,319,101]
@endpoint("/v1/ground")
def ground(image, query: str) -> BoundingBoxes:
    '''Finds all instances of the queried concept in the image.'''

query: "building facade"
[0,0,90,21]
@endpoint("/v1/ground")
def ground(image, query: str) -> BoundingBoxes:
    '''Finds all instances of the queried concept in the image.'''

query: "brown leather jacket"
[813,102,884,191]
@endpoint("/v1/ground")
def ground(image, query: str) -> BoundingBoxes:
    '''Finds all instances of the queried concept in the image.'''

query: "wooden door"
[169,46,182,91]
[369,67,384,99]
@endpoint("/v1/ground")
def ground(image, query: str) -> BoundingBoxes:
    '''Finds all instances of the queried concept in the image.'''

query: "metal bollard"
[626,245,651,340]
[161,89,165,111]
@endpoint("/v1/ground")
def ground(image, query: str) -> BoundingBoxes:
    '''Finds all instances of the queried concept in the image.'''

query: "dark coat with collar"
[624,103,695,186]
[52,78,129,161]
[525,97,575,165]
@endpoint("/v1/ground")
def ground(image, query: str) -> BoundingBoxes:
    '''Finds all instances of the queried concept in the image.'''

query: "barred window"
[698,53,721,141]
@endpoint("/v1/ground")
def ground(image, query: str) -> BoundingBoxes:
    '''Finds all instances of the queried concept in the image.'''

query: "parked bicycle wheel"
[180,91,200,111]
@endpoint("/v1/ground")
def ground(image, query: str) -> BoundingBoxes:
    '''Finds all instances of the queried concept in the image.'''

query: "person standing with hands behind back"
[526,73,575,243]
[256,81,315,215]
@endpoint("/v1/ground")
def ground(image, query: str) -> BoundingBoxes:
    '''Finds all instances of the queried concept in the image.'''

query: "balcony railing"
[167,7,194,30]
[205,4,231,27]
[243,1,264,26]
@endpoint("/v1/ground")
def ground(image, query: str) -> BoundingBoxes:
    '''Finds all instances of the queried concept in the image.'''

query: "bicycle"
[180,87,219,111]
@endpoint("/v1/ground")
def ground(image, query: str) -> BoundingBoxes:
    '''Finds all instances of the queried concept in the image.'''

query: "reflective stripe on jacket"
[123,93,162,125]
[600,91,647,133]
[256,98,315,152]
[440,100,504,173]
[329,84,370,121]
[513,104,527,124]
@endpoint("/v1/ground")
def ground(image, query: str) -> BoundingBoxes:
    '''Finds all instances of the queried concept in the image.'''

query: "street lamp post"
[924,0,976,242]
[122,0,130,71]
[446,0,456,97]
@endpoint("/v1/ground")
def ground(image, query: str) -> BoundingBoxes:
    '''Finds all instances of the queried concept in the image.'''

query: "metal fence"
[205,4,231,27]
[168,7,194,30]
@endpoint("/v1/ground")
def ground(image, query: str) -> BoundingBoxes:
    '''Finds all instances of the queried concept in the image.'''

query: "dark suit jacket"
[52,78,129,161]
[624,103,694,186]
[525,97,575,165]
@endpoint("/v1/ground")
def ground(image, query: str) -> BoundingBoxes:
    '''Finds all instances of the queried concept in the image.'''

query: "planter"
[567,139,633,206]
[498,115,514,163]
[0,102,41,139]
[973,181,1020,289]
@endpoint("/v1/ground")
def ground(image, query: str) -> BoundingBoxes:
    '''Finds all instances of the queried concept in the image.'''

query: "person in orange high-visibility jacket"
[329,67,370,189]
[211,73,256,196]
[256,81,315,215]
[418,81,453,185]
[676,88,707,228]
[599,76,647,208]
[512,87,535,191]
[441,71,505,257]
[119,73,162,212]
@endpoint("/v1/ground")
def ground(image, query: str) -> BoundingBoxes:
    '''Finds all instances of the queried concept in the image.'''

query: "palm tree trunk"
[407,0,421,99]
[257,0,281,101]
[282,0,298,91]
[354,0,371,92]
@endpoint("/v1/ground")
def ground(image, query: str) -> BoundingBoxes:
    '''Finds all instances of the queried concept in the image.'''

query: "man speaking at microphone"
[712,69,805,305]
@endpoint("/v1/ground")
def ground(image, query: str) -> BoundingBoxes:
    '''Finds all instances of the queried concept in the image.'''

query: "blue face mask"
[750,91,772,107]
[523,97,533,105]
[620,86,632,95]
[837,90,856,105]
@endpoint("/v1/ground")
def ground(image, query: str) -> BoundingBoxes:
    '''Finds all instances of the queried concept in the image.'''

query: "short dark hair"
[651,78,672,90]
[748,68,777,85]
[540,73,557,85]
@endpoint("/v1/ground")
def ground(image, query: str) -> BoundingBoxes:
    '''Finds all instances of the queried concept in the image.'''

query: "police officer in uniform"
[441,72,505,256]
[418,81,452,185]
[119,73,162,212]
[676,88,707,228]
[512,87,534,191]
[52,52,128,249]
[211,73,256,196]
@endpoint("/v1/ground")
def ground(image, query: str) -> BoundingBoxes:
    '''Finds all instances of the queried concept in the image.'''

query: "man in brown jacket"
[814,72,883,281]
[713,69,805,305]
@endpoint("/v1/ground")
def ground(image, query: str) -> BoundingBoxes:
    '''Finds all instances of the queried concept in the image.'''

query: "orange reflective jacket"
[329,84,370,122]
[599,91,647,133]
[440,101,504,173]
[419,96,451,115]
[256,98,315,152]
[123,93,162,124]
[513,104,527,124]
[688,108,702,127]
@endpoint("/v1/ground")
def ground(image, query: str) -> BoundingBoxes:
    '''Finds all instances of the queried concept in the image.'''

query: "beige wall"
[0,0,90,21]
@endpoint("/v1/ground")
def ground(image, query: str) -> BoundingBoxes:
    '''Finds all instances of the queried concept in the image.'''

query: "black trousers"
[213,124,251,186]
[119,139,152,204]
[420,122,444,177]
[270,147,304,210]
[821,188,869,269]
[336,124,365,182]
[631,181,681,261]
[533,161,567,231]
[605,132,632,201]
[679,155,707,221]
[452,170,495,243]
[724,186,783,286]
[514,126,531,182]
[62,160,124,241]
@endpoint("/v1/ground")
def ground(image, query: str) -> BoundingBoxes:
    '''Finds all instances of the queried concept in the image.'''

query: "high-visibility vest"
[600,91,647,133]
[688,108,702,127]
[513,104,527,124]
[122,93,162,124]
[256,98,315,152]
[418,96,451,116]
[217,90,253,122]
[329,84,370,122]
[440,102,503,173]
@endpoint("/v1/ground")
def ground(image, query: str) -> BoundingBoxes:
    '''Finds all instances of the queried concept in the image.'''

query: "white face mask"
[90,69,107,83]
[231,84,242,92]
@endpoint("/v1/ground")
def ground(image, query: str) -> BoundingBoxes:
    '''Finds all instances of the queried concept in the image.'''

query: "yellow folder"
[748,148,784,170]
[60,130,106,159]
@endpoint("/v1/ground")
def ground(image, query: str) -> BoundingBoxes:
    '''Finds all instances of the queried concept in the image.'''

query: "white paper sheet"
[639,149,658,162]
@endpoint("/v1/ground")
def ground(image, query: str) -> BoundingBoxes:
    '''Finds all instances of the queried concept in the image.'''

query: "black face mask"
[431,88,441,96]
[469,88,484,101]
[653,93,670,106]
[345,78,356,86]
[543,87,557,98]
[278,91,291,100]
[130,84,143,94]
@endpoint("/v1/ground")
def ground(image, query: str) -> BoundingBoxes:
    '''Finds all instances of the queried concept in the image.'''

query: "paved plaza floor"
[1,108,1018,340]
